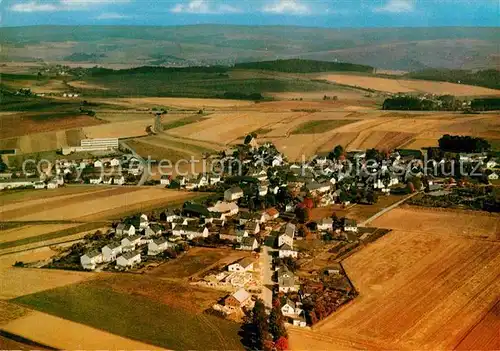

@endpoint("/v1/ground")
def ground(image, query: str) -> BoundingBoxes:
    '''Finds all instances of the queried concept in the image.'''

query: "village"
[2,131,495,332]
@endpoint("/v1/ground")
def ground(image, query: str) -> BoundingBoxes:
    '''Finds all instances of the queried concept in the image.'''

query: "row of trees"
[243,299,289,351]
[438,134,490,153]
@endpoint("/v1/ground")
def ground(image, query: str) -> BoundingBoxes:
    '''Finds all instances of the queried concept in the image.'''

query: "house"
[34,181,46,189]
[176,225,209,240]
[291,315,307,328]
[239,236,259,251]
[160,175,171,186]
[121,234,142,252]
[244,221,260,235]
[224,288,252,308]
[264,208,279,221]
[116,223,135,236]
[148,237,175,256]
[113,175,125,185]
[278,266,297,293]
[80,250,103,270]
[224,186,244,201]
[305,181,331,194]
[110,158,121,167]
[281,299,302,317]
[228,257,254,272]
[149,224,163,236]
[89,175,102,185]
[239,211,264,225]
[272,155,283,167]
[102,242,123,262]
[102,176,113,185]
[139,214,149,229]
[317,218,333,231]
[486,159,497,169]
[47,180,58,189]
[209,174,222,185]
[278,223,295,247]
[208,201,239,216]
[343,218,358,233]
[116,251,141,268]
[94,160,103,168]
[258,185,268,196]
[488,172,499,180]
[279,244,298,258]
[219,227,239,242]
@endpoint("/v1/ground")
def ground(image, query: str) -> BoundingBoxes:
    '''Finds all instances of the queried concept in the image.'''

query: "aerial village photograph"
[0,0,499,350]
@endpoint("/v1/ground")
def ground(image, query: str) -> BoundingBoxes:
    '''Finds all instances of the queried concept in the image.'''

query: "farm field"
[318,73,500,96]
[371,206,500,240]
[107,97,255,109]
[12,281,244,350]
[455,301,500,350]
[290,207,500,350]
[147,247,251,280]
[0,187,199,222]
[0,224,80,245]
[1,311,162,350]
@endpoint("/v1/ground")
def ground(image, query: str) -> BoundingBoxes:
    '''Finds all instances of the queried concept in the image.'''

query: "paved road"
[120,141,150,186]
[360,191,421,227]
[260,246,274,309]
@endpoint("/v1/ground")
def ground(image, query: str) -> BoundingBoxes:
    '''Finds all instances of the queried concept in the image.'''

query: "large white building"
[80,138,119,150]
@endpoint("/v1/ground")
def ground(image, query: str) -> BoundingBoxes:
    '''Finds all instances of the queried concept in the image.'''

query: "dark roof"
[121,251,140,260]
[344,218,357,227]
[105,242,121,250]
[280,243,294,251]
[84,250,101,259]
[235,257,254,268]
[124,234,142,242]
[241,236,257,246]
[153,237,169,245]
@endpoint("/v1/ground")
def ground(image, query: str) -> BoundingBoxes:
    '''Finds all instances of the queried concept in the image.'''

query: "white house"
[89,176,102,185]
[343,218,358,233]
[272,155,283,167]
[486,159,497,169]
[279,244,298,258]
[139,214,149,229]
[278,223,295,248]
[173,225,209,239]
[228,257,254,272]
[209,174,222,185]
[121,234,142,252]
[488,172,499,180]
[244,221,260,235]
[278,266,297,293]
[34,181,46,189]
[238,236,259,251]
[113,176,125,185]
[148,237,175,256]
[281,300,302,317]
[160,175,171,186]
[116,251,141,268]
[94,160,104,168]
[317,218,333,231]
[116,223,135,236]
[102,242,123,262]
[208,201,239,216]
[47,180,59,189]
[110,158,121,167]
[80,250,103,270]
[258,185,268,196]
[224,186,244,201]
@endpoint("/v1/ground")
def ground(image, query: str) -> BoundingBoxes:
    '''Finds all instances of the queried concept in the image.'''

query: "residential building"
[224,186,244,201]
[102,242,122,262]
[278,223,295,247]
[121,234,142,252]
[208,201,239,216]
[343,218,358,233]
[281,299,302,317]
[244,221,260,235]
[239,236,259,251]
[278,266,297,293]
[317,218,333,231]
[279,244,298,258]
[224,288,252,308]
[148,237,175,256]
[116,251,141,268]
[80,250,103,270]
[228,257,254,272]
[264,208,279,221]
[116,223,135,236]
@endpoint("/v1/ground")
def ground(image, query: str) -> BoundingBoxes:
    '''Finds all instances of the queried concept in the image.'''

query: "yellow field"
[1,187,198,222]
[319,74,500,96]
[0,224,80,244]
[290,207,500,350]
[110,97,255,109]
[1,311,163,350]
[0,268,94,299]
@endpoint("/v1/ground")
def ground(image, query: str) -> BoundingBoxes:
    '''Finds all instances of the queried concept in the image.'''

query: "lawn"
[291,119,359,134]
[126,139,191,163]
[13,282,244,350]
[162,114,209,130]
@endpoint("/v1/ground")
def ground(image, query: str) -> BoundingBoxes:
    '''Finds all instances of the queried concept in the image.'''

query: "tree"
[275,337,289,351]
[269,300,287,340]
[366,191,378,204]
[333,145,344,159]
[295,206,310,224]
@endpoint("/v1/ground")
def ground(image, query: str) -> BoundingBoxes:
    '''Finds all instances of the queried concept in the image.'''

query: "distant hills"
[0,25,498,71]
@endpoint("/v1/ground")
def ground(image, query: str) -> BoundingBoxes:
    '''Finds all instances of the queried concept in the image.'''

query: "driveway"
[260,246,274,309]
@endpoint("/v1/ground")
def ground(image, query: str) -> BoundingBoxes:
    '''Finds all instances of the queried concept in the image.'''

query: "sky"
[1,0,499,27]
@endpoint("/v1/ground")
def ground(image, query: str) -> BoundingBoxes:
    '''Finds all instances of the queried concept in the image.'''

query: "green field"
[13,283,243,350]
[291,119,359,134]
[162,114,209,130]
